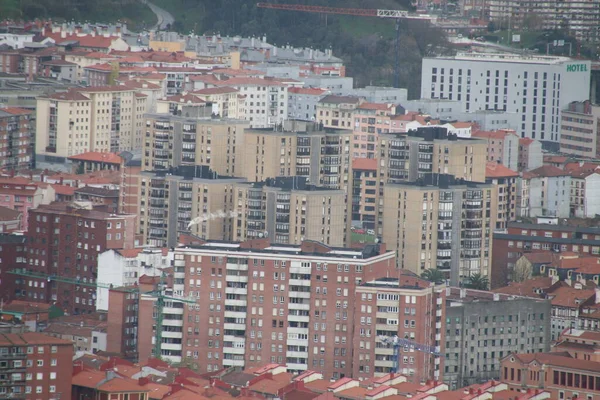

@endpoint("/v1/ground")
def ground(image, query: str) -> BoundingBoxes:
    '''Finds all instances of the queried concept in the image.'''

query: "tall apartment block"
[231,176,347,246]
[0,107,35,170]
[379,128,488,185]
[21,202,136,315]
[36,86,148,162]
[421,53,590,142]
[171,239,398,379]
[0,333,74,400]
[352,103,398,159]
[143,113,248,176]
[443,287,551,389]
[138,166,246,247]
[316,95,364,130]
[382,174,497,286]
[353,276,445,383]
[351,158,379,231]
[243,120,353,192]
[559,100,600,158]
[488,0,600,42]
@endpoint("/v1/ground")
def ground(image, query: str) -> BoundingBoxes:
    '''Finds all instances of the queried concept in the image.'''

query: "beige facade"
[193,87,246,119]
[243,121,353,192]
[138,168,246,247]
[232,177,347,246]
[36,87,148,160]
[143,114,248,177]
[560,101,600,158]
[382,175,497,286]
[317,95,363,130]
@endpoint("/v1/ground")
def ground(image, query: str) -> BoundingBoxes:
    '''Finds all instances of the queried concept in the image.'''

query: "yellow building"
[36,86,147,161]
[382,174,497,286]
[232,177,347,246]
[317,95,364,130]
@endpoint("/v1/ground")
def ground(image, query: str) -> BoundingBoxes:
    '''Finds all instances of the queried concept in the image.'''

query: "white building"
[0,33,34,49]
[527,165,571,218]
[287,87,329,121]
[421,53,591,142]
[569,170,600,218]
[95,247,172,311]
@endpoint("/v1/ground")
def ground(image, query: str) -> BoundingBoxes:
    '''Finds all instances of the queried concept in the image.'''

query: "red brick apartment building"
[501,352,600,400]
[0,332,73,400]
[20,202,136,315]
[0,234,26,304]
[164,238,444,383]
[492,221,600,288]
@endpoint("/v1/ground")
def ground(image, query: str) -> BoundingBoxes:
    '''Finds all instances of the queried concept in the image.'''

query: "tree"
[513,256,533,283]
[421,268,445,284]
[465,273,490,290]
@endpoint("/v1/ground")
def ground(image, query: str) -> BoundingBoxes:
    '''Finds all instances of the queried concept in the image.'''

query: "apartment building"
[382,174,497,286]
[421,53,591,142]
[485,162,518,231]
[232,176,347,247]
[96,247,172,310]
[288,87,329,121]
[527,165,571,218]
[143,114,248,177]
[488,0,600,42]
[0,333,73,400]
[191,76,289,128]
[569,169,600,218]
[378,127,488,184]
[560,100,600,158]
[353,275,444,383]
[317,95,364,130]
[352,103,397,159]
[443,287,551,390]
[138,166,246,247]
[171,238,396,379]
[243,120,352,192]
[351,158,379,232]
[471,129,519,171]
[193,86,246,119]
[518,137,543,171]
[0,107,35,170]
[492,220,600,288]
[20,201,136,315]
[0,234,27,304]
[0,179,54,231]
[36,86,148,161]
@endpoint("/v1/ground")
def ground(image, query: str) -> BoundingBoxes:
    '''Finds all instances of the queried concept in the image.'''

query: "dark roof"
[494,232,600,246]
[218,371,256,387]
[0,205,21,221]
[0,234,26,244]
[318,95,362,105]
[74,186,119,198]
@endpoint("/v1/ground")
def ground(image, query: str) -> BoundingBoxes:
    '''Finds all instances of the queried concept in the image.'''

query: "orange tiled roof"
[68,151,122,164]
[493,277,554,297]
[352,158,378,171]
[529,165,570,178]
[44,32,122,49]
[509,352,600,373]
[519,137,534,145]
[472,130,517,140]
[485,162,518,178]
[0,107,32,115]
[546,285,595,308]
[51,184,76,196]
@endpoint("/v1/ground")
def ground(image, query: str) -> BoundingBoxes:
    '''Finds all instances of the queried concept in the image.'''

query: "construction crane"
[379,335,443,378]
[8,268,197,361]
[256,2,434,88]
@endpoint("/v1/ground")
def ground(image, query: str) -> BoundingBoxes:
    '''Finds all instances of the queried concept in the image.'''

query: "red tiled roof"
[472,129,517,140]
[352,158,378,171]
[493,276,554,297]
[358,102,393,111]
[68,151,122,164]
[546,285,595,308]
[47,90,91,101]
[519,137,534,145]
[0,205,21,221]
[0,107,32,115]
[51,184,76,196]
[288,87,328,95]
[509,352,600,373]
[529,165,570,178]
[115,248,144,258]
[328,377,355,390]
[0,332,72,345]
[162,93,206,104]
[485,162,518,178]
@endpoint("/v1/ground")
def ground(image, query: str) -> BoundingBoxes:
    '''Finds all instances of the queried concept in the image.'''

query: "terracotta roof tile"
[493,277,555,297]
[529,165,570,178]
[485,162,518,178]
[352,158,378,171]
[68,151,122,164]
[510,352,600,373]
[546,285,595,308]
[51,184,77,196]
[193,86,239,95]
[44,32,123,49]
[472,129,517,140]
[0,107,32,115]
[0,205,21,221]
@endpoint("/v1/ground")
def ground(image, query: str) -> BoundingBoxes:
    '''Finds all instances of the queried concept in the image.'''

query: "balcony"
[223,346,246,355]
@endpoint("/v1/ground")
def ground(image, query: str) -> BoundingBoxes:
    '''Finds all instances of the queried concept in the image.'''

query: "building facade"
[0,107,35,170]
[560,100,600,158]
[232,177,347,247]
[444,287,551,389]
[421,53,591,143]
[472,130,519,171]
[382,174,497,286]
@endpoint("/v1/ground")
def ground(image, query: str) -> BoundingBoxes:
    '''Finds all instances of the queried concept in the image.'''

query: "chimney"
[595,287,600,304]
[251,37,255,47]
[460,288,466,298]
[60,30,66,39]
[139,376,149,386]
[91,30,96,37]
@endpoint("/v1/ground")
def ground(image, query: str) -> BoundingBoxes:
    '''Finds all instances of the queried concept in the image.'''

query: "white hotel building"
[421,53,590,143]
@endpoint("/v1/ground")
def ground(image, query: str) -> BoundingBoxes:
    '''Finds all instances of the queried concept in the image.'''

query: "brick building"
[492,220,600,288]
[0,332,73,400]
[0,234,27,304]
[0,107,35,170]
[0,178,55,232]
[168,238,399,380]
[106,287,141,361]
[21,201,136,315]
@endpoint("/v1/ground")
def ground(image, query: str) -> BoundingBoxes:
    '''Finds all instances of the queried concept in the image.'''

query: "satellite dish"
[258,232,264,238]
[264,231,269,238]
[374,237,380,244]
